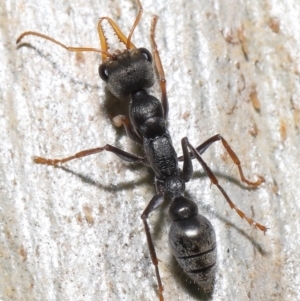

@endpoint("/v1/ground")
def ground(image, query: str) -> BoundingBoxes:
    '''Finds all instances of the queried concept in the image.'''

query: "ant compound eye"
[98,64,109,82]
[139,48,152,63]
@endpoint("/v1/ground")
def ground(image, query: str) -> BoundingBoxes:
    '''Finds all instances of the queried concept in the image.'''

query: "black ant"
[17,0,267,300]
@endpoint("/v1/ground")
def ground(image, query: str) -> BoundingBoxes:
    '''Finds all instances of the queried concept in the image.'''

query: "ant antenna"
[16,31,112,58]
[126,0,143,49]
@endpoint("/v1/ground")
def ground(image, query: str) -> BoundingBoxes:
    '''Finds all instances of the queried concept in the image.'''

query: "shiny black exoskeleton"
[99,47,217,292]
[17,2,266,299]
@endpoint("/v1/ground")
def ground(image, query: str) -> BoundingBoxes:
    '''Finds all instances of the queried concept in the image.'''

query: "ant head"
[98,48,155,99]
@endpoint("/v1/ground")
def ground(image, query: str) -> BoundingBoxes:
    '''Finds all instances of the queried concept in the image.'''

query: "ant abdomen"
[169,196,217,291]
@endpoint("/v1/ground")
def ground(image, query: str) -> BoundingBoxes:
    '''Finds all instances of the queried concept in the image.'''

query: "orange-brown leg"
[34,144,144,166]
[141,193,165,301]
[178,134,265,187]
[181,137,267,233]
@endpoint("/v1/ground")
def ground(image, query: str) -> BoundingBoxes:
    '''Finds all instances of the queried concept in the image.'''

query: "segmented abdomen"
[169,214,217,291]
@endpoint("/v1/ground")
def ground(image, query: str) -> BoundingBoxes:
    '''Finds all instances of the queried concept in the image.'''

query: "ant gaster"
[17,1,267,300]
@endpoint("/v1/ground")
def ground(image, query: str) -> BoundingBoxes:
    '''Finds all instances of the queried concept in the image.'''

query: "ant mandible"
[17,0,267,300]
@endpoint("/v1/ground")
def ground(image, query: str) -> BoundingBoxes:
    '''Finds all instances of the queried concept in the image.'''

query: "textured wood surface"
[1,0,299,300]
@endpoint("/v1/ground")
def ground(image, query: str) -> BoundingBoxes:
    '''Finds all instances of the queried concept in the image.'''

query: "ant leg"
[182,137,267,233]
[112,115,143,144]
[177,135,216,161]
[181,138,193,182]
[34,144,145,166]
[141,193,165,301]
[150,16,168,120]
[178,134,264,187]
